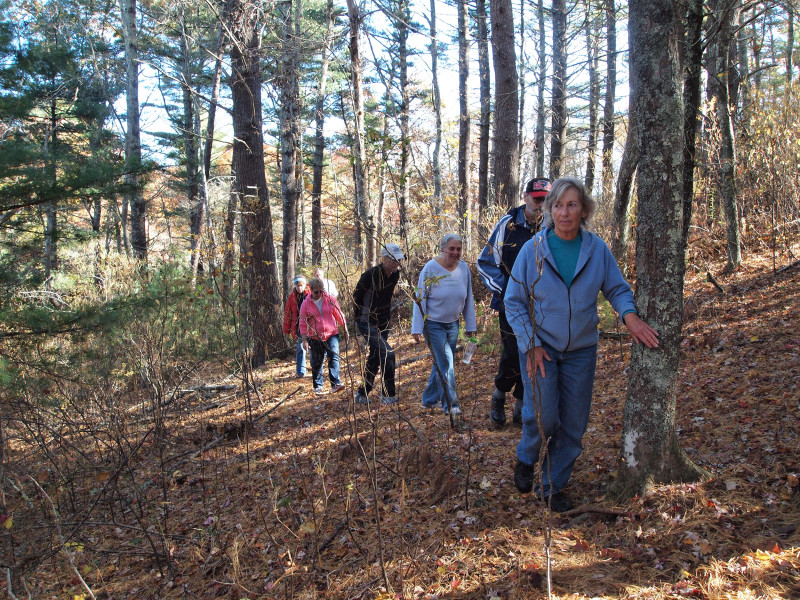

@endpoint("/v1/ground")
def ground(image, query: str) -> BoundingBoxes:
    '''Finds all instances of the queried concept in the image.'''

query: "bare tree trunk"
[427,0,443,216]
[119,0,147,261]
[181,16,202,279]
[584,8,600,192]
[517,0,526,170]
[278,0,303,298]
[787,2,794,86]
[458,0,471,235]
[229,0,283,367]
[614,0,705,498]
[476,0,491,218]
[709,0,742,272]
[549,0,567,178]
[204,1,228,182]
[398,0,411,240]
[681,0,704,250]
[490,0,520,206]
[601,0,616,204]
[311,0,334,265]
[611,106,636,272]
[346,0,369,265]
[535,0,546,177]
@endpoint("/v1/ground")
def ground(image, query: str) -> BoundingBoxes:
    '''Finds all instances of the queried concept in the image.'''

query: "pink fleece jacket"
[299,292,347,341]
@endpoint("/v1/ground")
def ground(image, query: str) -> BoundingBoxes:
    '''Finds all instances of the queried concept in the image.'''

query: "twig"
[561,504,628,518]
[706,271,725,293]
[28,477,96,600]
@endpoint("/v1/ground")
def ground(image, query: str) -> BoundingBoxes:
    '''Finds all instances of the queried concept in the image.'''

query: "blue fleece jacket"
[504,227,637,353]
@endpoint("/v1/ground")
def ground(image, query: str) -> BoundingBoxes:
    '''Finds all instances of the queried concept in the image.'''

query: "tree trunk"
[398,0,410,240]
[311,0,334,265]
[490,0,520,207]
[611,106,636,273]
[613,0,706,498]
[204,1,227,182]
[517,0,526,170]
[601,0,616,204]
[119,0,147,261]
[549,0,567,178]
[427,0,443,217]
[681,0,704,251]
[535,0,546,177]
[457,0,471,235]
[279,0,303,298]
[787,3,794,86]
[709,0,742,272]
[346,0,369,265]
[229,0,283,367]
[476,0,491,219]
[584,10,600,192]
[181,16,202,279]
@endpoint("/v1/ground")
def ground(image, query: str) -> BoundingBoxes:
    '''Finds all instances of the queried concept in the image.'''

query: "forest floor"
[5,243,800,600]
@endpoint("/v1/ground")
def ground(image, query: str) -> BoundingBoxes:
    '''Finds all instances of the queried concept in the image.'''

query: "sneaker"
[355,391,368,405]
[332,384,345,393]
[296,373,305,379]
[313,388,325,395]
[541,491,573,513]
[449,406,462,416]
[514,460,534,493]
[490,389,506,425]
[381,395,398,405]
[512,398,523,425]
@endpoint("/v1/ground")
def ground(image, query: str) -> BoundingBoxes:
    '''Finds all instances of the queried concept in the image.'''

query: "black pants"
[356,321,396,397]
[494,310,524,401]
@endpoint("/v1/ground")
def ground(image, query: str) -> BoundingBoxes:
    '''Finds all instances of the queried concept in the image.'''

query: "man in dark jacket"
[352,243,404,405]
[477,178,551,425]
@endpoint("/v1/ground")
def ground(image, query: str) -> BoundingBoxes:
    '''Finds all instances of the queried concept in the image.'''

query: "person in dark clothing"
[477,177,552,425]
[352,243,404,405]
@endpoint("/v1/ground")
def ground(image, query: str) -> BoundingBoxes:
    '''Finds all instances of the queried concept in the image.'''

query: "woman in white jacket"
[412,234,477,415]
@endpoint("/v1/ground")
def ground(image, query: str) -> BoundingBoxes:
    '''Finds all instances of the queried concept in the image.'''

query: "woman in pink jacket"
[299,278,350,394]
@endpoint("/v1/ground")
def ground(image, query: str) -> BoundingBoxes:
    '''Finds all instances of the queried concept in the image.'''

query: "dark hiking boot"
[512,398,523,425]
[541,491,573,513]
[514,460,534,493]
[490,389,506,426]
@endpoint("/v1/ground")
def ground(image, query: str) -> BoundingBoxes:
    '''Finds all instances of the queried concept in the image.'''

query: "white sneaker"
[450,406,462,416]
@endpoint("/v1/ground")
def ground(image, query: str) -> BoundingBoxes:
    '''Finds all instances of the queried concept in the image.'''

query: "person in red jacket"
[283,275,310,378]
[299,278,350,394]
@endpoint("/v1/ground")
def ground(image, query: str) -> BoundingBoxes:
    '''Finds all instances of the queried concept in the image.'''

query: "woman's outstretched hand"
[527,346,551,379]
[623,313,659,348]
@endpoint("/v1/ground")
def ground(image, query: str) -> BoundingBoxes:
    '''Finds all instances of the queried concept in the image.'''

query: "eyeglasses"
[310,288,324,295]
[527,193,545,205]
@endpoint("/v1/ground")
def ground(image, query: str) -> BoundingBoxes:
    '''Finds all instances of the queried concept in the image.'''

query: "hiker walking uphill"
[352,244,405,406]
[478,177,552,426]
[283,275,310,379]
[504,177,659,513]
[411,233,477,416]
[299,278,349,395]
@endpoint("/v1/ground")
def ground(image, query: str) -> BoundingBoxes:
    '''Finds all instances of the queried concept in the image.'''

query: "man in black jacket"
[353,243,404,405]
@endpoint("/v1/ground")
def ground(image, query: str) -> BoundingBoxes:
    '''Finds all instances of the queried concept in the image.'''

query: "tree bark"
[346,0,369,265]
[535,0,546,177]
[180,16,202,279]
[457,0,471,234]
[681,0,704,251]
[229,0,283,367]
[549,0,567,178]
[278,0,303,298]
[601,0,616,204]
[311,0,334,265]
[584,9,600,192]
[476,0,491,218]
[119,0,147,261]
[397,0,410,240]
[428,0,443,217]
[490,0,519,207]
[614,0,706,498]
[611,105,636,273]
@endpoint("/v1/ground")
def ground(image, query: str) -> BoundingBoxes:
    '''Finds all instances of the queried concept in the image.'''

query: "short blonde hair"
[542,177,597,230]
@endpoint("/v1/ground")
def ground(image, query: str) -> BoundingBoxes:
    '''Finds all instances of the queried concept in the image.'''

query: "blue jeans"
[295,337,307,376]
[309,335,341,391]
[516,341,597,496]
[421,320,459,412]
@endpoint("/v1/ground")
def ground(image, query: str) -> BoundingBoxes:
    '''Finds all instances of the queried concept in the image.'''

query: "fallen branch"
[706,271,725,293]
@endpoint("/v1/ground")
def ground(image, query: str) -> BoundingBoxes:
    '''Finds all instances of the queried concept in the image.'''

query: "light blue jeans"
[421,320,460,412]
[516,341,597,497]
[295,336,307,377]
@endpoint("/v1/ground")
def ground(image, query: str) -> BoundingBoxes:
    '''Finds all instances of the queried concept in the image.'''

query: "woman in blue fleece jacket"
[504,177,659,512]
